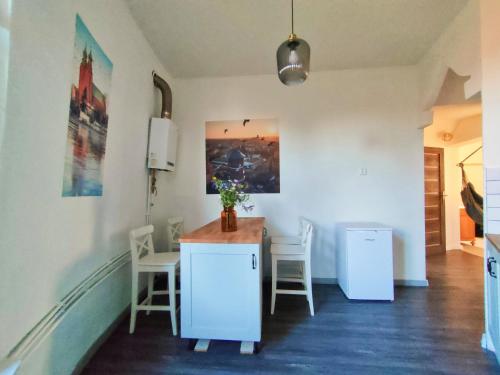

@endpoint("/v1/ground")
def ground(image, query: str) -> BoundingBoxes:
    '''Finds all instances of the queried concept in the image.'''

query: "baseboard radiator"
[0,251,131,374]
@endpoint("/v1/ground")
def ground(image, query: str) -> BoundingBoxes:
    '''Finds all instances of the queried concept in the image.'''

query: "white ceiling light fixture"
[276,0,310,86]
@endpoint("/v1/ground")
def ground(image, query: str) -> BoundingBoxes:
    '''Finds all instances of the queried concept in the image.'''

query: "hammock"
[460,164,483,226]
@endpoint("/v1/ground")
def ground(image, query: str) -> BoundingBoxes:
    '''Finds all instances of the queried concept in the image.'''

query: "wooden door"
[424,147,446,256]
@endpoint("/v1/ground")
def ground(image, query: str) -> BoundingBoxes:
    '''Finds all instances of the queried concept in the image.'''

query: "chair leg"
[271,257,277,315]
[300,262,306,287]
[304,261,314,316]
[168,269,178,336]
[146,272,154,316]
[129,271,138,334]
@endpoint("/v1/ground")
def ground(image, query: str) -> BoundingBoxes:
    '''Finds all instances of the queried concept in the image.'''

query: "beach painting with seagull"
[206,119,280,194]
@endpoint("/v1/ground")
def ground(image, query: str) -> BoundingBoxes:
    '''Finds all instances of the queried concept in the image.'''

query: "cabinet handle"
[365,238,376,242]
[252,254,256,269]
[487,257,497,279]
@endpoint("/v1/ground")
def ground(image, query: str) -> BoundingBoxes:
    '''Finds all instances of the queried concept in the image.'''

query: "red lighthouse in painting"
[70,46,108,126]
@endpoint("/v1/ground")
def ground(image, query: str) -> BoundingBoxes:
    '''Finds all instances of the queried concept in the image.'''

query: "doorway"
[424,147,446,256]
[458,143,484,257]
[423,103,484,262]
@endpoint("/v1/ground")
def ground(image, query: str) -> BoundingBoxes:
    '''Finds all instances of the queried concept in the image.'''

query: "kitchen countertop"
[486,234,500,253]
[179,217,265,244]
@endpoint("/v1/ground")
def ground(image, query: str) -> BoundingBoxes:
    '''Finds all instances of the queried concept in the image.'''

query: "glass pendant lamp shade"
[276,0,310,86]
[276,34,310,85]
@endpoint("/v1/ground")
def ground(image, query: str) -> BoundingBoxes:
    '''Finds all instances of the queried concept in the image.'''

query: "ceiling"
[125,0,469,78]
[432,103,482,127]
[426,102,482,145]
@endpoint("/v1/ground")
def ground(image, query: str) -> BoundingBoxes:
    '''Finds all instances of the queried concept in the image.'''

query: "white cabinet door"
[347,230,394,300]
[486,249,500,363]
[181,243,261,342]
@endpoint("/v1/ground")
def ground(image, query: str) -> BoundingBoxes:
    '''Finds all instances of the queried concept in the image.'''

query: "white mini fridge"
[336,223,394,301]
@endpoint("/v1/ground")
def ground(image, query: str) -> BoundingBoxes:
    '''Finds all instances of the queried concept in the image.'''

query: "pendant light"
[276,0,310,86]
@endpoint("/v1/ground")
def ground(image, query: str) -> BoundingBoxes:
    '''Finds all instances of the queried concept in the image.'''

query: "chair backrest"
[301,220,314,262]
[167,217,184,251]
[129,225,155,268]
[298,216,307,236]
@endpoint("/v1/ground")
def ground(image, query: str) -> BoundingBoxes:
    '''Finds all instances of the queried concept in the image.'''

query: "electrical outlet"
[360,168,368,176]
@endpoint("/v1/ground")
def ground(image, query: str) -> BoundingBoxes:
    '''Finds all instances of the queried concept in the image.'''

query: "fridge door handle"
[487,257,497,278]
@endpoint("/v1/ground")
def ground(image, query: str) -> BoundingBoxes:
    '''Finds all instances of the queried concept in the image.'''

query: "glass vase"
[221,206,237,232]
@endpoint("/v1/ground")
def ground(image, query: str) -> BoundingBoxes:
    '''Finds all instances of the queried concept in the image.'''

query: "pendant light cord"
[291,0,294,34]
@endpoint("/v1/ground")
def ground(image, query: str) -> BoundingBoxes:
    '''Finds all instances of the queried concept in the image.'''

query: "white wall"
[481,0,500,171]
[418,0,481,113]
[0,0,172,372]
[453,114,482,144]
[481,0,500,236]
[0,0,10,151]
[444,146,463,249]
[167,67,426,282]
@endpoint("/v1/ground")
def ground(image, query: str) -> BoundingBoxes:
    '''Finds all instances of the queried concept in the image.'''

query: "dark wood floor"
[82,251,498,374]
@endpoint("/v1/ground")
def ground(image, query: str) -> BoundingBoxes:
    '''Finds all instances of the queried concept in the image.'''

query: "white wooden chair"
[271,216,307,245]
[129,225,180,335]
[167,217,184,252]
[271,220,314,316]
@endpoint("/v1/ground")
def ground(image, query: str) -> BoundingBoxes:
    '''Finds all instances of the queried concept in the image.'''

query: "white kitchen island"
[179,217,265,354]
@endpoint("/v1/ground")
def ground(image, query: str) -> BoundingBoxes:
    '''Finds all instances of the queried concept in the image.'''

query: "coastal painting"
[62,15,113,197]
[206,119,280,194]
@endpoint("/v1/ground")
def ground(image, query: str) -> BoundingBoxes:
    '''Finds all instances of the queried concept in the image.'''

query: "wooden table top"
[486,234,500,253]
[179,217,265,244]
